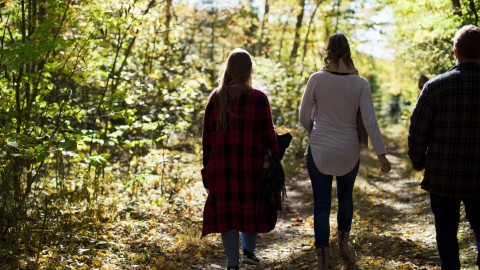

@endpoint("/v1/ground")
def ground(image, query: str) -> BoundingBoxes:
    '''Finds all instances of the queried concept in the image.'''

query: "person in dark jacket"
[201,48,280,270]
[408,25,480,270]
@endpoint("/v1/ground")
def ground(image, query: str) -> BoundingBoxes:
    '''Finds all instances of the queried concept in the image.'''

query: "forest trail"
[195,127,478,270]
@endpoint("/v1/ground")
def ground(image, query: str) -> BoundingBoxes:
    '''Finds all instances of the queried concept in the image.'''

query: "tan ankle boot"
[315,247,329,270]
[338,231,351,257]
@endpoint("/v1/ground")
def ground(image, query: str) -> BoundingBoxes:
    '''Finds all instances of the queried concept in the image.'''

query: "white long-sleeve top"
[299,71,387,176]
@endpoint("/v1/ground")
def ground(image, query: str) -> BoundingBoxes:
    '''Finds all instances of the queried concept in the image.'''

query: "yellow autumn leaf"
[148,73,161,79]
[155,256,165,265]
[195,252,204,260]
[134,253,142,261]
[97,251,107,257]
[124,29,138,37]
[100,264,117,270]
[399,263,415,270]
[267,233,276,240]
[93,259,103,267]
[176,237,184,246]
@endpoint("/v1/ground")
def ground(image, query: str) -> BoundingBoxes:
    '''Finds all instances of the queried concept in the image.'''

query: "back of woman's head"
[219,48,253,90]
[324,33,354,68]
[214,48,253,131]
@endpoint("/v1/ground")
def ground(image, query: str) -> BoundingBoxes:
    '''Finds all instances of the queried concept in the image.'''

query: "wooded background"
[0,0,479,268]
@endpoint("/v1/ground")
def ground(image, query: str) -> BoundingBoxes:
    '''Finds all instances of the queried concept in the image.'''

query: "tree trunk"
[290,0,305,62]
[451,0,462,16]
[164,0,172,45]
[210,7,216,62]
[278,8,294,62]
[324,0,340,42]
[301,0,322,64]
[468,0,478,25]
[257,0,269,56]
[333,0,341,34]
[209,6,217,85]
[244,0,258,53]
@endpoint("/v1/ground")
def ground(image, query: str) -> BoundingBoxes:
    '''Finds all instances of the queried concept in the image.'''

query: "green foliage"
[253,57,298,126]
[383,0,478,105]
[0,1,209,256]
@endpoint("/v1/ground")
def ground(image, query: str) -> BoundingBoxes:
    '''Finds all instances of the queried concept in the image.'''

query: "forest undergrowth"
[1,125,478,270]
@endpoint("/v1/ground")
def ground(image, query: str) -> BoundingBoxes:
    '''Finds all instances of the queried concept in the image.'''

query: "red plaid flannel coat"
[408,63,480,198]
[201,88,280,236]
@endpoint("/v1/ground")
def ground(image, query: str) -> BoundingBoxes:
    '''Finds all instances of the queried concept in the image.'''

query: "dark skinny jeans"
[307,146,359,248]
[430,193,480,269]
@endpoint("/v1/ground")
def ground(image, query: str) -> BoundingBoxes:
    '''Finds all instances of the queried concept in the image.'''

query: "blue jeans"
[221,230,256,267]
[430,193,480,270]
[307,146,359,248]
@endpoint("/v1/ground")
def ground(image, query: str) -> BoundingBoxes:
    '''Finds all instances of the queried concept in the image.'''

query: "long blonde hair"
[324,33,355,69]
[213,48,253,131]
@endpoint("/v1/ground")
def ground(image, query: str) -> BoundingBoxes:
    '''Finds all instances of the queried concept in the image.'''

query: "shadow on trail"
[258,236,440,270]
[354,233,440,268]
[242,135,445,269]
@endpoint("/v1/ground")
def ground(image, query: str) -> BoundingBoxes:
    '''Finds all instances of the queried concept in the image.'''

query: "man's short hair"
[454,25,480,60]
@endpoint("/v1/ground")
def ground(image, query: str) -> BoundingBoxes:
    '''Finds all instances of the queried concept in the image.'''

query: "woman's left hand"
[377,154,391,173]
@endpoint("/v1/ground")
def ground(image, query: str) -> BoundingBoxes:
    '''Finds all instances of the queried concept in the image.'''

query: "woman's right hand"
[377,154,391,173]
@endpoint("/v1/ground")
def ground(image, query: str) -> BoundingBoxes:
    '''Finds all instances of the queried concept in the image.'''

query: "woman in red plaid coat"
[201,48,280,270]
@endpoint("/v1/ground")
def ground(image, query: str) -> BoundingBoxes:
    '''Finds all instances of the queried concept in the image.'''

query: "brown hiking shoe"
[315,247,329,270]
[338,231,351,258]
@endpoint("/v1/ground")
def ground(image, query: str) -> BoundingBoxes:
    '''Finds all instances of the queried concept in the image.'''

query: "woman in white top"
[299,33,391,270]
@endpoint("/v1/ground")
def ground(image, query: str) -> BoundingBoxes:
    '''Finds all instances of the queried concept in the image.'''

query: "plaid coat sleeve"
[257,93,280,155]
[408,85,435,170]
[201,95,216,188]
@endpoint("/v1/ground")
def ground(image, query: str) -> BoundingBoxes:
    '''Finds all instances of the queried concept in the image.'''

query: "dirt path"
[196,130,478,270]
